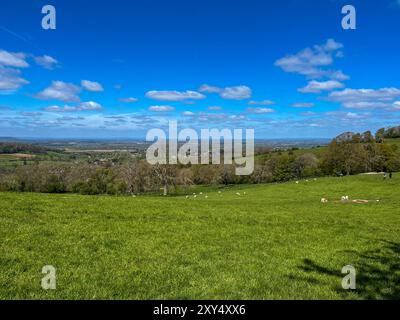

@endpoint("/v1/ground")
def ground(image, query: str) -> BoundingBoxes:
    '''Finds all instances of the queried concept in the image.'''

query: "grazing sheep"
[321,198,328,203]
[341,196,350,203]
[200,192,203,195]
[296,181,299,184]
[236,192,241,196]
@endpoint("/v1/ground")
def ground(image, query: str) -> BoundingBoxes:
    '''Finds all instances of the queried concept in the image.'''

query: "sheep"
[321,198,328,203]
[296,181,299,184]
[341,196,350,202]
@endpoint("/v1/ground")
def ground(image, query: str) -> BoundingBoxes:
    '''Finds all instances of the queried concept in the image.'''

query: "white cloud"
[330,70,350,81]
[317,38,343,51]
[326,111,371,121]
[119,97,138,103]
[148,105,175,112]
[220,86,252,100]
[43,101,102,112]
[182,111,195,116]
[146,90,205,101]
[208,106,222,111]
[197,112,228,122]
[247,107,275,114]
[0,50,29,93]
[299,80,344,93]
[34,55,58,70]
[36,81,81,102]
[230,115,246,121]
[0,50,28,68]
[198,84,221,93]
[0,67,29,91]
[79,101,102,110]
[328,88,400,109]
[199,84,252,100]
[275,39,348,80]
[292,102,314,108]
[20,111,42,117]
[248,100,275,105]
[81,80,104,92]
[394,101,400,110]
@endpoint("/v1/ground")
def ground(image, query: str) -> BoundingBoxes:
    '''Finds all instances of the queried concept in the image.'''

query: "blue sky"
[1,0,400,139]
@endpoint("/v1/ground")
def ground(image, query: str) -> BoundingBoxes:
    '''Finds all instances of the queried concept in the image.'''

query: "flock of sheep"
[321,196,379,204]
[182,177,379,204]
[185,190,248,199]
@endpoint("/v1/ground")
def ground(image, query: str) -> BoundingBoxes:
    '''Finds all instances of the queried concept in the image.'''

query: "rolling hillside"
[0,174,399,299]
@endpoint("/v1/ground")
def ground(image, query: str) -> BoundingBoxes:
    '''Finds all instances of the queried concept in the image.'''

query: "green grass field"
[0,175,399,300]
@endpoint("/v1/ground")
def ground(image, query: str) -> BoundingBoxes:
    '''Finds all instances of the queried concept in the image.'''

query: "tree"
[375,128,385,143]
[293,153,319,178]
[151,164,177,196]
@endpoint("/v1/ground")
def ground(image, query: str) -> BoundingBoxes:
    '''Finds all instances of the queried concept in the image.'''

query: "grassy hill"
[0,174,399,299]
[385,138,400,146]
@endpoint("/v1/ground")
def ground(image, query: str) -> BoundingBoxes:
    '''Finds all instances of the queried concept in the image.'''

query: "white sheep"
[321,198,328,203]
[341,196,350,202]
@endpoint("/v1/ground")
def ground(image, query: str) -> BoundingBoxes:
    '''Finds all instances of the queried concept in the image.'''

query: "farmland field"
[0,175,399,300]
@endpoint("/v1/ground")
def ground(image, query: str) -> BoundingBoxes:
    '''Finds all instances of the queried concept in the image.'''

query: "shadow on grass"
[297,240,400,299]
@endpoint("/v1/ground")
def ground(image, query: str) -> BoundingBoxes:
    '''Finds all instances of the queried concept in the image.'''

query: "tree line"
[0,137,399,195]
